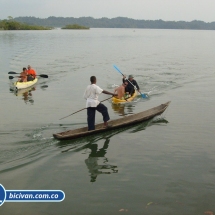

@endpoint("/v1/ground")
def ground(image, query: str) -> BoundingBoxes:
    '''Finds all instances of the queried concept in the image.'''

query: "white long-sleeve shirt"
[83,84,103,107]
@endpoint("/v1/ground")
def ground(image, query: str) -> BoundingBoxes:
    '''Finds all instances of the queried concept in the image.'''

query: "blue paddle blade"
[141,93,148,98]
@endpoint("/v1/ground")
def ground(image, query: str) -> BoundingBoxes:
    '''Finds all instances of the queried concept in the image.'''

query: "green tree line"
[0,17,52,30]
[7,16,215,30]
[61,24,89,29]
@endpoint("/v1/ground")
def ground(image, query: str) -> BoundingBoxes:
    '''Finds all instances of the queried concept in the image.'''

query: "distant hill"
[10,16,215,30]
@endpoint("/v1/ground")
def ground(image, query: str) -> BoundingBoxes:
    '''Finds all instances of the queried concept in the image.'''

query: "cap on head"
[28,65,31,68]
[128,75,134,79]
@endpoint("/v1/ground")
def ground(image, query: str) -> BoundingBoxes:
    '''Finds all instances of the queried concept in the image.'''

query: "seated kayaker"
[114,81,129,100]
[122,74,140,95]
[27,65,37,81]
[18,67,27,82]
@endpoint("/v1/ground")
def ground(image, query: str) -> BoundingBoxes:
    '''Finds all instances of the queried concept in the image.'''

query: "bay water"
[0,28,215,215]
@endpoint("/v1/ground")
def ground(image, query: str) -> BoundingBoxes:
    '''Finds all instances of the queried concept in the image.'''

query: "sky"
[0,0,215,22]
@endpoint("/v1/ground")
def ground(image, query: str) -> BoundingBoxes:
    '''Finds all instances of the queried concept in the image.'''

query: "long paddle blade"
[39,74,48,78]
[113,65,148,98]
[8,71,19,74]
[139,91,147,98]
[9,76,14,79]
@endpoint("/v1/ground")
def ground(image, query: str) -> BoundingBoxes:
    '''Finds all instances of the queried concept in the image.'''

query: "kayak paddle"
[8,71,48,78]
[9,76,18,79]
[113,65,148,98]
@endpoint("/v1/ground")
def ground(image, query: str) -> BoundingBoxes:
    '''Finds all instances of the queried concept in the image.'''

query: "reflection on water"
[130,117,169,133]
[60,131,121,183]
[111,103,135,116]
[85,138,118,182]
[59,117,168,183]
[9,84,48,104]
[13,86,35,104]
[21,87,35,104]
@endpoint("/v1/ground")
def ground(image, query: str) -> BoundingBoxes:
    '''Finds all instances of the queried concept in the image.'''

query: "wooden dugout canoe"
[53,101,170,140]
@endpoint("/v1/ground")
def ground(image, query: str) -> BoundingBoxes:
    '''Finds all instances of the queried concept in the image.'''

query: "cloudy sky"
[0,0,215,22]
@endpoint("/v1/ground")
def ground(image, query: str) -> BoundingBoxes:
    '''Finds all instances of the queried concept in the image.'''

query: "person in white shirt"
[84,76,117,131]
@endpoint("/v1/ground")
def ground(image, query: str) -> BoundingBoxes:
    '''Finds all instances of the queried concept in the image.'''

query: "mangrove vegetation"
[0,16,52,30]
[61,24,89,29]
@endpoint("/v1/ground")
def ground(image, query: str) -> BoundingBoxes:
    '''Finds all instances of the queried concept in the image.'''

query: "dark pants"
[27,75,34,81]
[87,103,110,131]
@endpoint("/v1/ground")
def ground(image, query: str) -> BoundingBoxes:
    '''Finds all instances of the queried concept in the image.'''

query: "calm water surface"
[0,28,215,215]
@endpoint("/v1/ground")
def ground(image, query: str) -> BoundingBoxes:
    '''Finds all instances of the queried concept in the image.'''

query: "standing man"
[84,76,117,131]
[27,65,37,81]
[123,75,140,95]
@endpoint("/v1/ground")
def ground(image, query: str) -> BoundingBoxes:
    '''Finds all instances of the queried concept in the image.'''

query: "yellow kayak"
[111,90,137,104]
[14,78,38,90]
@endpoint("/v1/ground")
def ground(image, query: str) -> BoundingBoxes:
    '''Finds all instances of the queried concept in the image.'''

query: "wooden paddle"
[113,65,148,98]
[8,71,48,78]
[59,97,113,120]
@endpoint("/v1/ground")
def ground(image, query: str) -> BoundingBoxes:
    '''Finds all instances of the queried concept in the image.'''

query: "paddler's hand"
[113,93,118,97]
[123,75,126,79]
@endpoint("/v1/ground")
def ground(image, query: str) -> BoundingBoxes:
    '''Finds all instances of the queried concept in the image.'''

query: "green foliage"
[61,24,89,29]
[0,19,53,30]
[13,16,215,30]
[8,16,13,20]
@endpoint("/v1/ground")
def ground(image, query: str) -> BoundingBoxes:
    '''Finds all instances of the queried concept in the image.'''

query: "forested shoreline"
[0,17,52,30]
[8,16,215,30]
